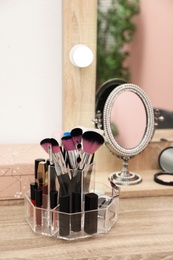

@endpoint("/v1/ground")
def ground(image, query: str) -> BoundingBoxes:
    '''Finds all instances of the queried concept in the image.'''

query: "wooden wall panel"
[62,0,97,131]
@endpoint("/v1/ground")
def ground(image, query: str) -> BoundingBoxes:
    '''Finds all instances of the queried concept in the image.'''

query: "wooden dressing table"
[1,0,173,258]
[0,191,173,259]
[1,140,173,259]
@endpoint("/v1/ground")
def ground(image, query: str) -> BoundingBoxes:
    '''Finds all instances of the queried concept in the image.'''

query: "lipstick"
[34,158,45,183]
[84,192,98,235]
[37,161,48,209]
[30,182,38,218]
[30,182,38,206]
[35,188,42,226]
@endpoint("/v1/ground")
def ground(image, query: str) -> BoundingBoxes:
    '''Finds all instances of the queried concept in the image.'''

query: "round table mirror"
[94,78,127,129]
[101,82,155,185]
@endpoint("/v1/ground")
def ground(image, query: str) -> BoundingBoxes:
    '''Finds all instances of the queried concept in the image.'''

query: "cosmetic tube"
[37,161,48,209]
[30,182,38,206]
[84,193,98,235]
[34,158,45,183]
[71,192,81,232]
[49,164,57,191]
[59,194,70,237]
[35,188,42,226]
[30,182,38,218]
[50,190,58,231]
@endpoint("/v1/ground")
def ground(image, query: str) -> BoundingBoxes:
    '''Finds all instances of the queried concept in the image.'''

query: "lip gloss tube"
[35,188,42,226]
[50,190,58,231]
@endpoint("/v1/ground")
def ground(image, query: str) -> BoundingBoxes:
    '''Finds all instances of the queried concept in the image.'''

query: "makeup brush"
[51,138,67,174]
[51,138,71,196]
[40,138,70,196]
[40,138,56,167]
[80,131,104,169]
[71,127,83,146]
[40,138,51,152]
[61,135,78,170]
[71,127,83,164]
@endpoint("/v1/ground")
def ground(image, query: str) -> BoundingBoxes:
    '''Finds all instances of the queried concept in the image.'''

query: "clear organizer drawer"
[24,182,119,240]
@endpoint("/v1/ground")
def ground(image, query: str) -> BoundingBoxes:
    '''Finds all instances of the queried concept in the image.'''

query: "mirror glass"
[96,0,173,141]
[159,147,173,173]
[100,82,155,185]
[111,91,146,149]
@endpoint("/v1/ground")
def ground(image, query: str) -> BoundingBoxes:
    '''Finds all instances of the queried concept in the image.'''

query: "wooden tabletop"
[0,195,173,260]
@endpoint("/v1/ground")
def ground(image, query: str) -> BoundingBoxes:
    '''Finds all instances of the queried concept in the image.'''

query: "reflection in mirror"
[96,0,139,89]
[94,78,127,129]
[111,91,146,149]
[100,82,155,185]
[158,147,173,173]
[97,0,173,141]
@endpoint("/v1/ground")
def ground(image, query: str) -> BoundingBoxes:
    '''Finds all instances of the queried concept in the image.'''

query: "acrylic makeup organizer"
[24,164,120,240]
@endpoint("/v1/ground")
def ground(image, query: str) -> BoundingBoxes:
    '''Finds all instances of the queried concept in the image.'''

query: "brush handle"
[67,150,78,169]
[79,152,91,170]
[53,153,67,175]
[83,163,94,193]
[48,145,53,165]
[53,158,70,196]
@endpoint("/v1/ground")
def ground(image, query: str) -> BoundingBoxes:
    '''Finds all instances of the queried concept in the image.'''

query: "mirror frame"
[103,83,155,158]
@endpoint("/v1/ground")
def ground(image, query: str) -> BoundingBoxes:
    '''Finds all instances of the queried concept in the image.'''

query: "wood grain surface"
[0,196,173,260]
[63,0,97,131]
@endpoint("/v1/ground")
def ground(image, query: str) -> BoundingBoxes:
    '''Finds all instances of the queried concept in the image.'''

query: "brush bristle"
[82,131,104,154]
[71,127,83,144]
[61,136,76,151]
[40,138,52,153]
[51,138,61,153]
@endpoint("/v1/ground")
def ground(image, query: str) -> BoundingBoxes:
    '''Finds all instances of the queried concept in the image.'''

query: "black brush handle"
[59,173,71,197]
[71,192,82,232]
[59,194,70,237]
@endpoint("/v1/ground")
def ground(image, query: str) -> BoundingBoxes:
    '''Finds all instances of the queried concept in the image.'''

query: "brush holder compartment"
[24,182,119,240]
[25,161,120,240]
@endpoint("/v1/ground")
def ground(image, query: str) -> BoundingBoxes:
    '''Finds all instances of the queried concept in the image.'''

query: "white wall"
[0,0,62,144]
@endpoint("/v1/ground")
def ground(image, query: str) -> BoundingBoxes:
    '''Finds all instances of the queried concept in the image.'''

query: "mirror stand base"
[109,172,142,186]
